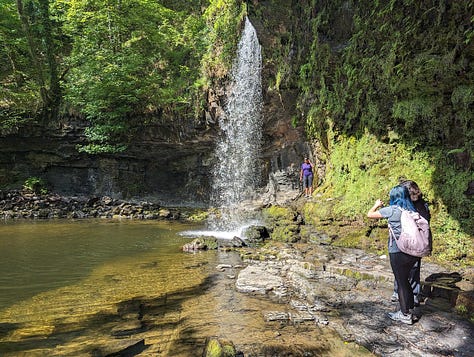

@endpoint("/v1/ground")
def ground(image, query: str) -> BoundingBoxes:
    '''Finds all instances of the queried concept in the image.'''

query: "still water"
[0,220,371,356]
[0,220,196,310]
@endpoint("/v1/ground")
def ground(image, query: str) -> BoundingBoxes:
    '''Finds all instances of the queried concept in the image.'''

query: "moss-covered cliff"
[248,0,473,265]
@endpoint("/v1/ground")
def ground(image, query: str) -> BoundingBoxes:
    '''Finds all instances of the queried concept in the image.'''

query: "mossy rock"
[262,205,298,227]
[184,208,210,222]
[271,224,300,243]
[242,225,270,241]
[303,198,339,225]
[204,337,236,357]
[331,226,371,249]
[182,237,218,251]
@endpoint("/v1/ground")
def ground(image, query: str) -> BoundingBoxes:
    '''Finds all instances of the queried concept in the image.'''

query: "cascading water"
[208,17,263,235]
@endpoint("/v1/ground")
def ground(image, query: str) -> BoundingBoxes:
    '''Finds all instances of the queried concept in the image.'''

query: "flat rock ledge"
[232,243,474,357]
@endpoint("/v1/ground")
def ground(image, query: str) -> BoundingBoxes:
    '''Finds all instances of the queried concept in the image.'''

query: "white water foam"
[180,219,262,240]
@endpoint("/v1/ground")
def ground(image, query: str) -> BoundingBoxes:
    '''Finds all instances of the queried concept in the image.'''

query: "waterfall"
[208,17,263,233]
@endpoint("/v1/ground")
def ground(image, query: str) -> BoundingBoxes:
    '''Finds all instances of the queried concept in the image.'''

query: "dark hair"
[399,179,422,201]
[389,185,416,211]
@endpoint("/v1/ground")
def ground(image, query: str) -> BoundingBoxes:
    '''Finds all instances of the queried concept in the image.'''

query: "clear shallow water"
[0,219,198,310]
[0,220,372,356]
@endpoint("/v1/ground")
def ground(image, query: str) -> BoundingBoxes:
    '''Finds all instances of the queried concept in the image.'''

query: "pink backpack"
[389,208,431,257]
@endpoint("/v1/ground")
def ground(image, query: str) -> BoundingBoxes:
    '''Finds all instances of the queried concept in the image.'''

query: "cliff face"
[0,106,309,207]
[0,116,306,207]
[0,120,216,205]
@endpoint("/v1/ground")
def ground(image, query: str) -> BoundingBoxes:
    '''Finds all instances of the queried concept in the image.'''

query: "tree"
[56,0,207,153]
[14,0,61,120]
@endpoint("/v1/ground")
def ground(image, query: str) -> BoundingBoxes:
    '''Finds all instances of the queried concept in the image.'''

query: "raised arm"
[367,199,384,219]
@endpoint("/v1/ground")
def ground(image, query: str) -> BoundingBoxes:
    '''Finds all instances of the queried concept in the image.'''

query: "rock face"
[0,120,217,205]
[0,108,307,208]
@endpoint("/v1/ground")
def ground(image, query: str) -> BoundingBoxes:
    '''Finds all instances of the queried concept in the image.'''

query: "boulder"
[182,237,218,252]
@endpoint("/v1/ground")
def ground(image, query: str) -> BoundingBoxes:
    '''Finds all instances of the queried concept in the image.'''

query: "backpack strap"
[387,206,402,247]
[388,223,396,247]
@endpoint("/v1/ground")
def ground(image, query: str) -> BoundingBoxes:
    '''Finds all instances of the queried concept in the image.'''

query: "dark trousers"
[389,252,419,314]
[394,258,421,296]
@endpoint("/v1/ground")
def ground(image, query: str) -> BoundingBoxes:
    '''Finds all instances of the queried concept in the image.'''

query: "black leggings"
[389,252,419,314]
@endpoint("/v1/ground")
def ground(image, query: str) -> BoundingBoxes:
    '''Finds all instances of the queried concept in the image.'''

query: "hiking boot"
[409,308,420,322]
[388,310,413,325]
[391,292,399,302]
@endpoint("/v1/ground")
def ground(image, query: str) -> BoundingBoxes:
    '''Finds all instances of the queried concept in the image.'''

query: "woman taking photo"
[367,185,419,325]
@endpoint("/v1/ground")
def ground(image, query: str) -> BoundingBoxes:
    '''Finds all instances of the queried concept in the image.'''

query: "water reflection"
[0,220,372,356]
[0,220,197,310]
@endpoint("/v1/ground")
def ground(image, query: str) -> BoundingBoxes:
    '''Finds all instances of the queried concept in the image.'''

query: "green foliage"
[297,0,473,152]
[313,131,473,265]
[54,0,208,152]
[262,205,295,221]
[202,0,246,79]
[23,176,47,194]
[76,125,127,154]
[1,0,249,151]
[0,0,44,121]
[286,0,474,266]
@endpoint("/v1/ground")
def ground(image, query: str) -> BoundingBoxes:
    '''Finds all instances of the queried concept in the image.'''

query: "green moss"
[263,205,296,221]
[302,131,473,267]
[204,338,235,357]
[205,339,222,357]
[278,0,473,267]
[271,224,300,243]
[203,237,218,250]
[185,209,210,222]
[332,230,367,249]
[337,268,384,282]
[202,0,246,79]
[303,199,338,225]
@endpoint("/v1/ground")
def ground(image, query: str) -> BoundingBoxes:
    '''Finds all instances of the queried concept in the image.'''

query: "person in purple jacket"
[300,157,314,198]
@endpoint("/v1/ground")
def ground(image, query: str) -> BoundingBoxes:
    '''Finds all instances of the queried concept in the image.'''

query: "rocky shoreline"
[228,241,474,356]
[0,190,183,220]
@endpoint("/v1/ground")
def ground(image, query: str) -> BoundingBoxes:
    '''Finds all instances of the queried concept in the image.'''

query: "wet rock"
[102,339,148,356]
[216,264,232,270]
[264,311,290,322]
[182,237,218,252]
[159,208,171,218]
[218,237,246,249]
[236,242,474,356]
[242,225,269,243]
[235,265,285,295]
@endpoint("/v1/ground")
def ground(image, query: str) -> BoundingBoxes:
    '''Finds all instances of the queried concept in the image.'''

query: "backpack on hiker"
[389,208,431,257]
